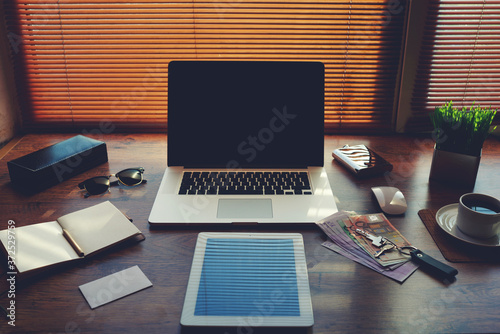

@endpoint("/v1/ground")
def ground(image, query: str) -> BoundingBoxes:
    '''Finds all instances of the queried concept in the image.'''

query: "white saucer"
[435,204,500,247]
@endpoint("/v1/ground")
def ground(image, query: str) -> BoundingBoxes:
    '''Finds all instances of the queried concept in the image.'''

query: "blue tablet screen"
[194,238,300,317]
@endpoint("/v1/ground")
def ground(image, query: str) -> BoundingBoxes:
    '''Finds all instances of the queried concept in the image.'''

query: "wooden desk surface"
[1,133,499,334]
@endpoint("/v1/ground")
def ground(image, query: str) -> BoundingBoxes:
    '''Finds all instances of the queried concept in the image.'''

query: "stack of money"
[316,211,419,283]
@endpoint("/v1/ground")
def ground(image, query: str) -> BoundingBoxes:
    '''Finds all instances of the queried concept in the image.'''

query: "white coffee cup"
[456,193,500,239]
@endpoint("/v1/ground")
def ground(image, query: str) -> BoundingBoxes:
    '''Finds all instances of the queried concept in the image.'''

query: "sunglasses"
[78,167,147,198]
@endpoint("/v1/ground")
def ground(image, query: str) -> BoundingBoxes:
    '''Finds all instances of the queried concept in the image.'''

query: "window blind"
[3,0,407,132]
[408,0,500,131]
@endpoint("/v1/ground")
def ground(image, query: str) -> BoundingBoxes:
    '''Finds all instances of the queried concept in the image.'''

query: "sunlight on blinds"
[3,0,407,132]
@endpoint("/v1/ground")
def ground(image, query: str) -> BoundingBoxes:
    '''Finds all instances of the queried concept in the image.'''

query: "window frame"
[397,0,500,133]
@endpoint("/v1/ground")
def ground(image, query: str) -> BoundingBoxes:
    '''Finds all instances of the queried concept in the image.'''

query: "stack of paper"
[316,211,418,283]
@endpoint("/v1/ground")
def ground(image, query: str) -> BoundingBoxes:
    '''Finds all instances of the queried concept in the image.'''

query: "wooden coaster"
[418,209,500,263]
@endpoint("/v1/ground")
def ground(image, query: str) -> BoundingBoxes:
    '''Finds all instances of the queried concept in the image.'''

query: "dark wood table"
[0,133,499,334]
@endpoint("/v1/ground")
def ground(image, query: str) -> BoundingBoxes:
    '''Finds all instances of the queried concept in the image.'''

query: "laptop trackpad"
[217,199,273,219]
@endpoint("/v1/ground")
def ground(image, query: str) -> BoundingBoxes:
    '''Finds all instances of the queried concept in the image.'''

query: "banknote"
[343,213,413,266]
[316,211,418,282]
[321,240,418,283]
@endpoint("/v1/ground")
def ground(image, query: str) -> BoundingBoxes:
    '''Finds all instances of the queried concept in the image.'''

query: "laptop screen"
[167,61,325,168]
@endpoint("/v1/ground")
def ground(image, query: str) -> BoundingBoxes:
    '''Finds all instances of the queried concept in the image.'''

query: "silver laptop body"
[148,61,337,225]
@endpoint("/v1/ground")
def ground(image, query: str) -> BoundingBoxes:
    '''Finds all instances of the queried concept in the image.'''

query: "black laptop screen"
[167,61,324,168]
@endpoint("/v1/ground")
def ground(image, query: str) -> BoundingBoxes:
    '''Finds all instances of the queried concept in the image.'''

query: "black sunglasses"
[78,167,147,198]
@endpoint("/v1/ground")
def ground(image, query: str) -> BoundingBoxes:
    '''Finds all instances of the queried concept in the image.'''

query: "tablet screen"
[195,238,300,317]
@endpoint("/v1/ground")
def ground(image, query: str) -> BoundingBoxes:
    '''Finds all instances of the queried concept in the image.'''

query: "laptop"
[148,61,338,225]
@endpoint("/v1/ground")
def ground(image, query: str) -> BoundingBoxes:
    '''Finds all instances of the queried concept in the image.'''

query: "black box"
[8,135,108,194]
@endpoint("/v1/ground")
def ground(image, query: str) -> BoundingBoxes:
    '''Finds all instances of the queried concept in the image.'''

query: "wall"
[0,13,21,149]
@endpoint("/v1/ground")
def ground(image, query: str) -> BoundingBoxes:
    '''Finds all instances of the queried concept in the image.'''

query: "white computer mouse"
[371,186,407,215]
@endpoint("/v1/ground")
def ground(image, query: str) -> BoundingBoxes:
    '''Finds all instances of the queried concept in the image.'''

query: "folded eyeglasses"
[78,167,147,198]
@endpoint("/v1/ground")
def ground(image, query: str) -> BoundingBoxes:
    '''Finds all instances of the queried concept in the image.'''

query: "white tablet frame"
[180,232,314,328]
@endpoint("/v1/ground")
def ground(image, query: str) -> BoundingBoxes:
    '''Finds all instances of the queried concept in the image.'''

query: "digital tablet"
[180,232,314,328]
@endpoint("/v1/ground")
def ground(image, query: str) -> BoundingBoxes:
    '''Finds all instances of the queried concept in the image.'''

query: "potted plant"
[429,101,497,188]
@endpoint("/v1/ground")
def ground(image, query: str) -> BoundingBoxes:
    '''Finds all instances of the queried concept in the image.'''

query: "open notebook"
[0,201,144,274]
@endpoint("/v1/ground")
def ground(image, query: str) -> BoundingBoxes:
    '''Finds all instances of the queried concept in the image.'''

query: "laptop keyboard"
[178,171,312,195]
